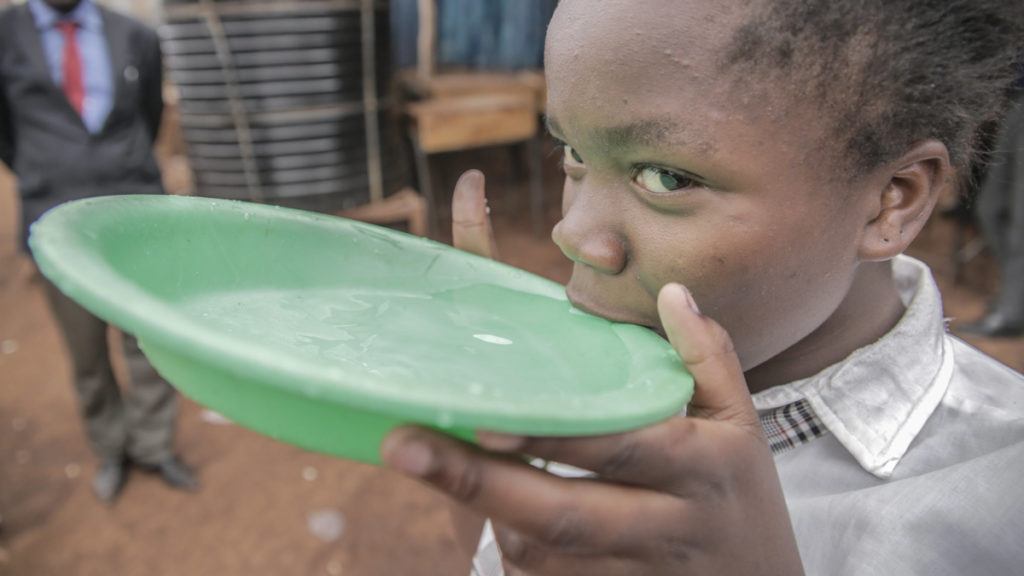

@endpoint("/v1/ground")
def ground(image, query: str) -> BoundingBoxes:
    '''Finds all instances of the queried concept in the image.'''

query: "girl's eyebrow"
[545,115,712,154]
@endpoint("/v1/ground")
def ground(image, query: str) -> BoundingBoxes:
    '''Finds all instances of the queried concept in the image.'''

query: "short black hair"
[724,0,1023,177]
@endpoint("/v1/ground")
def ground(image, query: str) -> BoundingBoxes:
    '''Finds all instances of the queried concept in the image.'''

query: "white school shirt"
[472,255,1024,576]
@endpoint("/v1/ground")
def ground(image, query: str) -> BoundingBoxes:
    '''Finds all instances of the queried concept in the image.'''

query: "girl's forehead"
[546,0,747,64]
[545,0,754,119]
[544,0,825,158]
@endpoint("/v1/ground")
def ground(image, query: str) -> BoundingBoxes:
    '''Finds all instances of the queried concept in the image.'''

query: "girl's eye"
[634,166,694,194]
[564,144,584,164]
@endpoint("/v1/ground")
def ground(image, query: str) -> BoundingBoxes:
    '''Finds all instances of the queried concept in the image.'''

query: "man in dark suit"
[0,0,197,502]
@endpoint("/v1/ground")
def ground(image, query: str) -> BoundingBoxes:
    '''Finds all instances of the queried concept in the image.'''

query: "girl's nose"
[551,210,627,275]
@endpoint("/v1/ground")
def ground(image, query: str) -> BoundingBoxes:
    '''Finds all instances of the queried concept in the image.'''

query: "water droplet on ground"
[302,466,319,481]
[307,509,345,542]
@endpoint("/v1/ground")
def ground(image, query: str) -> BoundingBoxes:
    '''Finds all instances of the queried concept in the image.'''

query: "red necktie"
[56,21,84,116]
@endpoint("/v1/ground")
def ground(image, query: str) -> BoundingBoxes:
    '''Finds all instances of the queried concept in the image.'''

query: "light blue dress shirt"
[28,0,114,134]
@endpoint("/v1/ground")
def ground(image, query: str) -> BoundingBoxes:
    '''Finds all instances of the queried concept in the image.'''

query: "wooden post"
[360,0,384,204]
[199,0,265,202]
[416,0,436,82]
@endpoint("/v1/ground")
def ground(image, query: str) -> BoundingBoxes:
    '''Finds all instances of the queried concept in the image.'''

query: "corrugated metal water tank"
[161,0,405,211]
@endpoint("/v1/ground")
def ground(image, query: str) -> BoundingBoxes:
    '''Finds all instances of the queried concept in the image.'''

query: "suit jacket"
[0,3,164,248]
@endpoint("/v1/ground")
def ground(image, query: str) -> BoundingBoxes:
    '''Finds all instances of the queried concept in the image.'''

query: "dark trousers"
[976,96,1024,319]
[42,280,177,465]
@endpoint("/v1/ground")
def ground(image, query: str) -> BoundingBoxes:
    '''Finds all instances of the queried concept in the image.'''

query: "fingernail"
[668,283,700,314]
[681,286,700,314]
[386,440,435,477]
[459,169,484,189]
[475,431,526,452]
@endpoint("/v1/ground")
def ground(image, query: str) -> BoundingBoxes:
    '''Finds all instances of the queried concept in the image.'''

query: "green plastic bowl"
[29,195,693,464]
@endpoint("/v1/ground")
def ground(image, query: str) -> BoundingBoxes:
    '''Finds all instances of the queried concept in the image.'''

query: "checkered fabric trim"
[761,399,828,455]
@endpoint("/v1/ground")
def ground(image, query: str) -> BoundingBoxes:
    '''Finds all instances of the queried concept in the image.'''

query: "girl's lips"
[565,286,660,332]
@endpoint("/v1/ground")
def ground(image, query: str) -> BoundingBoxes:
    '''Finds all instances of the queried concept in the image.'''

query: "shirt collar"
[28,0,102,32]
[751,255,956,479]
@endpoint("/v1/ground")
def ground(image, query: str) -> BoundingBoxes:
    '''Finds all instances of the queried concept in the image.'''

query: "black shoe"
[92,458,129,504]
[957,311,1024,338]
[138,456,199,492]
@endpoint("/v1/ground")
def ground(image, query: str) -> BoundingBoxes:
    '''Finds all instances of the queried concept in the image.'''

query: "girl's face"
[545,0,875,372]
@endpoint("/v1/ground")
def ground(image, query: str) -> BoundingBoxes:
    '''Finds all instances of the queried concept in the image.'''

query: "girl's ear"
[857,140,953,262]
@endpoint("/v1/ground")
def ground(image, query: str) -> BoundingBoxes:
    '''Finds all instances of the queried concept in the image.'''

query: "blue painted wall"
[390,0,557,70]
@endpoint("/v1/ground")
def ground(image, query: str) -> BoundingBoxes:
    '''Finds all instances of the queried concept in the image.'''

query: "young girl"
[382,1,1024,574]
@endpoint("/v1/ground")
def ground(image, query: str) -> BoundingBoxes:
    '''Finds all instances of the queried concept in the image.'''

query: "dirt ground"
[1,140,1022,576]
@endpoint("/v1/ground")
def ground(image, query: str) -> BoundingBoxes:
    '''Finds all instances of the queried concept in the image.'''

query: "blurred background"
[0,1,1020,575]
